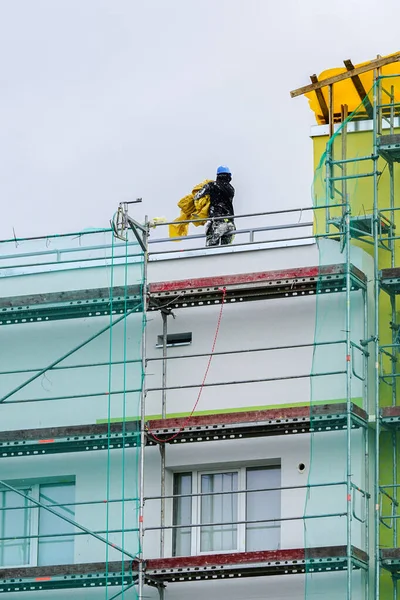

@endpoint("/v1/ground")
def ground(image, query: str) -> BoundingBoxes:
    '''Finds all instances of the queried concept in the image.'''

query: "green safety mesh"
[305,79,400,598]
[0,228,145,599]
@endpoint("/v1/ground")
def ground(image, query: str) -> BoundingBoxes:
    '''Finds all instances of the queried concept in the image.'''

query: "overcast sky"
[0,0,399,240]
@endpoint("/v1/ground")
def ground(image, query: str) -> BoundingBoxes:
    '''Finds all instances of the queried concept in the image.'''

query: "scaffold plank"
[148,264,366,309]
[377,134,400,163]
[0,547,369,592]
[0,404,368,457]
[380,268,400,294]
[0,264,366,324]
[0,422,140,458]
[0,285,142,325]
[146,403,368,444]
[381,549,400,575]
[145,546,368,583]
[0,561,136,593]
[381,406,400,428]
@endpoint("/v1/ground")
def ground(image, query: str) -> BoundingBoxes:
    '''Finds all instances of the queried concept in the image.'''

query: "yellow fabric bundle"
[169,180,212,239]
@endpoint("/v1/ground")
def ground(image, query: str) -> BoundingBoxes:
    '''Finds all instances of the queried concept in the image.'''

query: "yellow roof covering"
[306,53,400,124]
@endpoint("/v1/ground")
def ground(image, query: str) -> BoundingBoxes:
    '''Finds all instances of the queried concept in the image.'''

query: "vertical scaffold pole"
[138,217,149,600]
[363,284,370,600]
[373,72,381,600]
[325,84,335,231]
[390,81,397,599]
[344,188,352,600]
[159,310,168,559]
[341,104,348,221]
[389,83,398,600]
[158,586,165,600]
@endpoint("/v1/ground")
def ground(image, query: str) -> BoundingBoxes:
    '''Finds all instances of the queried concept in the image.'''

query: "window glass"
[200,472,238,552]
[0,489,31,566]
[172,473,192,557]
[38,483,75,566]
[246,467,281,551]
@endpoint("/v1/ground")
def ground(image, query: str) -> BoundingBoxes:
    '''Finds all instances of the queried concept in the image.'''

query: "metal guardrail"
[0,205,323,276]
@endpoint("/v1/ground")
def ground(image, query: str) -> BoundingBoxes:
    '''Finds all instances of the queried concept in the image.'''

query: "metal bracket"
[360,336,377,346]
[161,307,175,319]
[111,199,148,252]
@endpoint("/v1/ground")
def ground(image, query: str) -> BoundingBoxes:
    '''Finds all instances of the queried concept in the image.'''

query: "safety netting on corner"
[303,87,386,599]
[0,227,145,599]
[104,230,145,599]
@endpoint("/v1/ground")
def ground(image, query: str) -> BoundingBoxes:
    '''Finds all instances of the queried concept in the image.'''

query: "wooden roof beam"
[343,59,373,118]
[310,74,329,123]
[290,53,400,98]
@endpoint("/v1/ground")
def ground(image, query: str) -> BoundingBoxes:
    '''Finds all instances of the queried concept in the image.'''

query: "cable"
[152,291,186,311]
[146,287,227,443]
[378,162,388,187]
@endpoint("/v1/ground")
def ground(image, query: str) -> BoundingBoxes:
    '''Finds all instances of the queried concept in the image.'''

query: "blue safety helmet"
[216,165,231,176]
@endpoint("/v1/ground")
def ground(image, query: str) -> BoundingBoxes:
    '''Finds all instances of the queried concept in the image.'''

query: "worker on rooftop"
[194,166,235,247]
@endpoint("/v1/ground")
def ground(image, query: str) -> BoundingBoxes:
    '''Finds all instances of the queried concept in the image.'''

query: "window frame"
[0,482,75,569]
[173,465,281,557]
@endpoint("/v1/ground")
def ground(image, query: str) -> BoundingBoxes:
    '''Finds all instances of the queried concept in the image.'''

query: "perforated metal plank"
[146,404,368,445]
[148,264,366,310]
[0,285,143,325]
[330,215,391,238]
[0,265,366,324]
[0,405,368,457]
[145,546,368,584]
[380,268,400,295]
[0,551,368,591]
[377,134,400,163]
[0,422,140,458]
[381,406,400,429]
[381,548,400,575]
[0,561,136,593]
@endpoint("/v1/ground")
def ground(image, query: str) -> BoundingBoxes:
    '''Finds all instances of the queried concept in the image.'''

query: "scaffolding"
[0,53,399,599]
[291,52,400,598]
[0,206,368,598]
[0,226,146,597]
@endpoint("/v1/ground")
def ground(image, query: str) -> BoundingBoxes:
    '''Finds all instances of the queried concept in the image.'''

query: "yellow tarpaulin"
[169,180,212,239]
[306,53,400,124]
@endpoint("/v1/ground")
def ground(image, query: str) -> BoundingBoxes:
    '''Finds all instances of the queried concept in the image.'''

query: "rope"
[146,287,227,443]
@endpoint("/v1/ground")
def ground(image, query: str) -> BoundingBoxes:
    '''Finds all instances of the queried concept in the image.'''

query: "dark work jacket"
[194,175,235,220]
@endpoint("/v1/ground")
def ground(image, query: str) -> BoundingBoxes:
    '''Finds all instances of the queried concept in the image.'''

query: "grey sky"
[0,0,399,240]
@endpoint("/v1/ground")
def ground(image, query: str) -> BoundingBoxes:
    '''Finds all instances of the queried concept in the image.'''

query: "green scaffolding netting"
[306,88,370,600]
[305,78,400,599]
[0,228,145,599]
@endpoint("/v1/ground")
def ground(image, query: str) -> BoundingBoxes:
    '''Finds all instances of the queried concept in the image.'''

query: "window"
[0,482,75,568]
[173,466,280,556]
